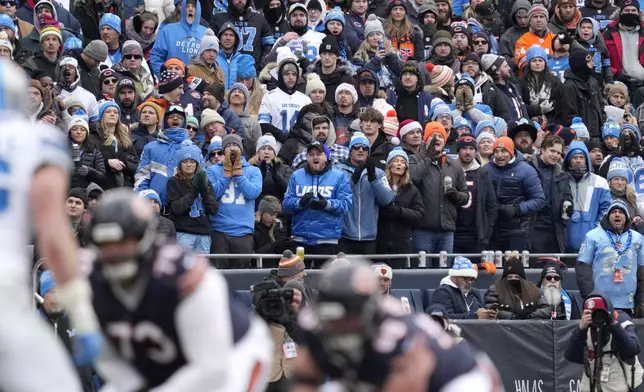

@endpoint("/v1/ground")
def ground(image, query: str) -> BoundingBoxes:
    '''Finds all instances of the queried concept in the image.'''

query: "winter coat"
[166,175,218,235]
[20,51,58,80]
[344,11,367,55]
[149,0,208,76]
[368,131,396,169]
[134,128,196,205]
[335,160,394,241]
[558,70,605,139]
[474,74,511,122]
[484,283,551,319]
[206,157,263,236]
[111,61,155,101]
[249,157,292,204]
[130,125,159,158]
[577,217,644,309]
[500,11,529,70]
[306,58,356,104]
[218,100,245,137]
[384,24,424,61]
[376,181,425,244]
[563,141,612,252]
[386,83,438,125]
[69,140,106,189]
[238,108,262,158]
[456,164,498,246]
[67,50,102,99]
[409,154,470,232]
[144,0,174,22]
[352,49,403,91]
[277,116,337,166]
[87,124,139,190]
[576,17,614,87]
[486,151,546,239]
[187,58,225,86]
[72,0,123,44]
[431,276,484,319]
[254,220,289,255]
[528,155,574,252]
[214,23,244,90]
[18,1,82,37]
[521,71,562,122]
[283,163,353,245]
[210,2,275,70]
[603,18,644,80]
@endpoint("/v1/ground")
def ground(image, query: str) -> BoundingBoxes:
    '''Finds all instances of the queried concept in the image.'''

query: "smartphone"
[378,40,385,52]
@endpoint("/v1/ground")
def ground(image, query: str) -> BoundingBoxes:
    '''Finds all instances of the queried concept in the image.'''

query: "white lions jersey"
[0,120,70,280]
[284,30,326,61]
[258,88,312,150]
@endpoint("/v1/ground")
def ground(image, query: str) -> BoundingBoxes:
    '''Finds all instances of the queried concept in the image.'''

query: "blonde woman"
[376,147,425,268]
[607,158,644,229]
[237,55,265,119]
[384,0,424,61]
[89,101,139,189]
[476,132,495,166]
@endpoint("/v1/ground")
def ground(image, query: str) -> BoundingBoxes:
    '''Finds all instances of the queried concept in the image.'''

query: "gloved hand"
[351,164,365,184]
[462,86,474,111]
[564,202,574,217]
[223,150,233,177]
[192,170,209,193]
[76,165,89,176]
[499,204,520,219]
[309,193,327,210]
[299,192,314,208]
[231,150,243,176]
[514,304,534,320]
[454,86,466,112]
[380,203,401,217]
[444,188,460,203]
[365,158,376,182]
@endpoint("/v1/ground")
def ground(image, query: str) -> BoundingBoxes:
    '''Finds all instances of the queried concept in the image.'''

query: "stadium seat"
[570,290,584,315]
[422,289,434,310]
[391,289,424,312]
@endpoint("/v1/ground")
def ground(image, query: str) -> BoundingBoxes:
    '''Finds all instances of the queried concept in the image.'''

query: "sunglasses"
[186,126,198,131]
[473,40,488,45]
[352,145,369,151]
[545,275,561,282]
[212,150,224,156]
[103,78,117,85]
[1,1,16,6]
[124,54,142,60]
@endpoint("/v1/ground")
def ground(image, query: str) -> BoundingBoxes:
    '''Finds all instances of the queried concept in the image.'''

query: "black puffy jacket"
[69,142,106,189]
[483,283,551,320]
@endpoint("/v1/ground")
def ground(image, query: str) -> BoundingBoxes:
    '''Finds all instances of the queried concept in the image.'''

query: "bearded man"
[536,259,579,320]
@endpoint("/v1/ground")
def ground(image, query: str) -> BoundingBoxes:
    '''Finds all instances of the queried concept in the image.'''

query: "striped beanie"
[40,25,62,44]
[278,250,305,277]
[426,63,454,88]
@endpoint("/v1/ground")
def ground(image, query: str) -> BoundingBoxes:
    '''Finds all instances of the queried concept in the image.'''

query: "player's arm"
[291,346,325,392]
[94,340,147,392]
[150,257,234,392]
[381,335,435,392]
[31,129,101,365]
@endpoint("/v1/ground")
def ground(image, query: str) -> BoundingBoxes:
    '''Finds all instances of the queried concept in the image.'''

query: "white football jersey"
[284,30,326,61]
[258,88,312,145]
[0,120,70,279]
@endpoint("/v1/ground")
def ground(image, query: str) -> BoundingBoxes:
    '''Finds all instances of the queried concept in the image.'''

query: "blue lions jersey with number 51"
[205,157,262,236]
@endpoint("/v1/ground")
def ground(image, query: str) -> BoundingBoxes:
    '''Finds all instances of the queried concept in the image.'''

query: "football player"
[0,58,101,391]
[293,262,504,392]
[87,189,272,391]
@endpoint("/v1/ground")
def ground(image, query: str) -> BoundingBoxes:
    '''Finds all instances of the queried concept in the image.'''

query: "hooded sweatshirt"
[499,0,530,69]
[55,57,99,116]
[576,17,614,86]
[149,0,208,76]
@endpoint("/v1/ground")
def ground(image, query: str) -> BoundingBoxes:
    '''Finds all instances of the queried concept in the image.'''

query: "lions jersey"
[298,298,502,391]
[284,30,326,61]
[89,242,251,389]
[0,120,69,280]
[258,88,312,138]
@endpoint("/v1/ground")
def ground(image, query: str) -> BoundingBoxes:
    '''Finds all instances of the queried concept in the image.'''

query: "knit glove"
[351,164,365,184]
[499,204,520,219]
[365,159,377,182]
[444,188,460,203]
[299,192,314,208]
[462,87,474,111]
[76,165,89,176]
[223,151,233,177]
[192,170,209,193]
[309,193,328,210]
[454,86,466,112]
[231,150,243,176]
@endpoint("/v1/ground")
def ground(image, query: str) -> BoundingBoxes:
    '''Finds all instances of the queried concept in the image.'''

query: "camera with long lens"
[251,280,294,325]
[584,297,612,327]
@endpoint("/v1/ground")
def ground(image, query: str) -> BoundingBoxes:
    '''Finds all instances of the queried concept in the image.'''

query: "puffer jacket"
[134,127,196,206]
[282,162,353,245]
[431,276,484,319]
[558,70,605,140]
[377,181,425,243]
[335,160,394,241]
[306,58,356,104]
[485,151,546,239]
[344,11,367,55]
[369,131,396,169]
[69,140,106,189]
[409,154,469,232]
[88,124,139,190]
[484,282,551,319]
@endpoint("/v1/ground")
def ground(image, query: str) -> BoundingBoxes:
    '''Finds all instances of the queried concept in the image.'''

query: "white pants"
[223,316,274,392]
[0,301,82,391]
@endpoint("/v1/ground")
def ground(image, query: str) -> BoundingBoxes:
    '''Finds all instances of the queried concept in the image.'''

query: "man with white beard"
[536,259,580,320]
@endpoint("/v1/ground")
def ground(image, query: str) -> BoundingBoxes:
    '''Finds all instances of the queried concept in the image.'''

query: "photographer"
[565,292,643,392]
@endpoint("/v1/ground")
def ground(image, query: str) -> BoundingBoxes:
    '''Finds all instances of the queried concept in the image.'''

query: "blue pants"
[177,232,212,254]
[412,230,454,267]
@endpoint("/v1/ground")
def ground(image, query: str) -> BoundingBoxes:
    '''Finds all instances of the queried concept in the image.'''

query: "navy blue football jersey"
[298,298,481,391]
[90,243,195,388]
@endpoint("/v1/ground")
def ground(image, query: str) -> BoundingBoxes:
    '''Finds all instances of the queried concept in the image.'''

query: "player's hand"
[580,309,592,330]
[74,332,103,366]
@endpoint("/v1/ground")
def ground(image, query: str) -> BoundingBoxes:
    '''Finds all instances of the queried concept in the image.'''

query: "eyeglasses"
[1,1,16,6]
[352,145,369,151]
[545,275,561,282]
[124,54,142,60]
[473,40,488,45]
[186,126,198,131]
[103,78,117,85]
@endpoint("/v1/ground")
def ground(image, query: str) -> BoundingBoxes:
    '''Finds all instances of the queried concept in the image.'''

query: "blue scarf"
[561,288,572,320]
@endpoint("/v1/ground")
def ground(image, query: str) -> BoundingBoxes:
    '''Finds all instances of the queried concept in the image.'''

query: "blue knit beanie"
[526,45,547,66]
[386,146,409,164]
[349,132,371,152]
[602,116,621,139]
[570,117,589,140]
[236,54,257,79]
[324,6,345,26]
[607,157,633,183]
[39,270,56,297]
[622,123,641,144]
[475,119,495,137]
[0,14,15,33]
[99,13,122,35]
[493,117,507,137]
[98,101,121,120]
[453,116,472,133]
[179,141,202,164]
[139,189,161,205]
